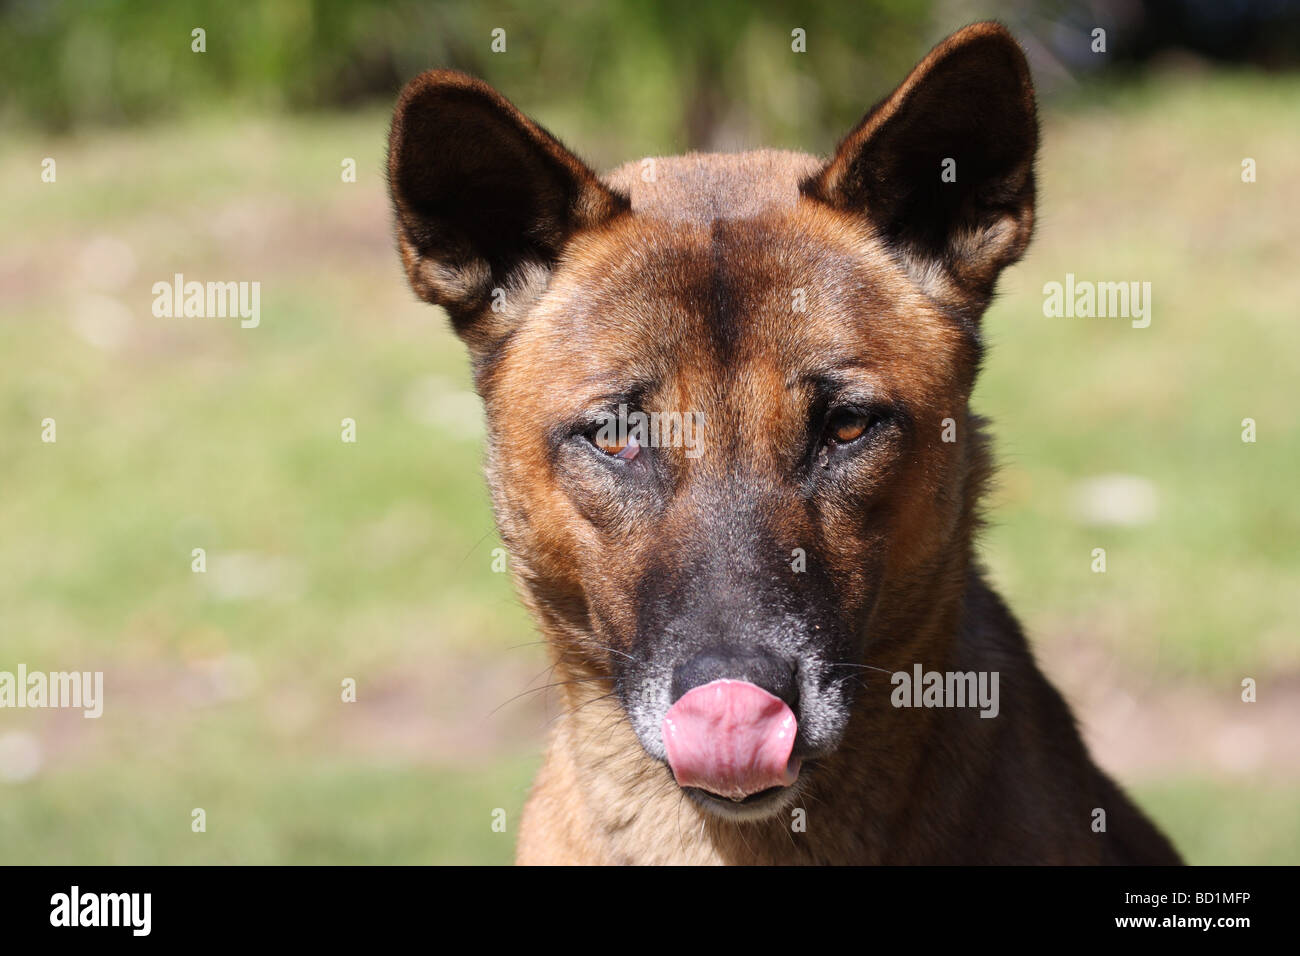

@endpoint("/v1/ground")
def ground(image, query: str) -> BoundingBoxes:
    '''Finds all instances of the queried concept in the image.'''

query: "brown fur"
[387,22,1182,865]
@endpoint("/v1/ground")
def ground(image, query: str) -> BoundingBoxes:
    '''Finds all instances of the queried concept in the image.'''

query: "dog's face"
[480,210,983,818]
[389,23,1037,819]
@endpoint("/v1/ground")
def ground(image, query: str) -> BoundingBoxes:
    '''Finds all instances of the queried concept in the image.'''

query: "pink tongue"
[662,679,800,800]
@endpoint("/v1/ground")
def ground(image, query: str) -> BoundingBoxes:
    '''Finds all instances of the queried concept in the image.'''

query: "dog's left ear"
[802,22,1037,315]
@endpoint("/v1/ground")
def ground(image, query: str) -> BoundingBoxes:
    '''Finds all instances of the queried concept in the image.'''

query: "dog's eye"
[588,427,641,461]
[825,409,875,445]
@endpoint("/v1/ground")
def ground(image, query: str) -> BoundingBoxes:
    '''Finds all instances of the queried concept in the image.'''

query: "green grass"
[1,70,1297,864]
[0,756,538,865]
[976,70,1300,679]
[1136,779,1300,866]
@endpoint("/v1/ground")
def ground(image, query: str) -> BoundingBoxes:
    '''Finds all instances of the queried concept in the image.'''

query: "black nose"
[671,647,799,709]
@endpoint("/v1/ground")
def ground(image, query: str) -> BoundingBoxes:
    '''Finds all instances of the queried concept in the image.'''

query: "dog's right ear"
[387,70,628,355]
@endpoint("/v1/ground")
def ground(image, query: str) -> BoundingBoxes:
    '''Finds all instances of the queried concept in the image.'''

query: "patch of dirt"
[1041,636,1300,781]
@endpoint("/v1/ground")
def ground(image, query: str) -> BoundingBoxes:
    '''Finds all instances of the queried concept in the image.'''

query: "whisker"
[829,661,897,676]
[490,675,610,717]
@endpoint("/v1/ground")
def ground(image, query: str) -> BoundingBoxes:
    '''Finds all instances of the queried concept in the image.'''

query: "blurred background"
[1,0,1297,864]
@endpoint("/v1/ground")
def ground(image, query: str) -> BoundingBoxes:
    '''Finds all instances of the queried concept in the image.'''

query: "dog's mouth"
[661,679,802,812]
[682,781,802,820]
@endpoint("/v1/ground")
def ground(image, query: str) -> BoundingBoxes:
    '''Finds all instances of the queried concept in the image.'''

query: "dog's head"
[389,22,1037,819]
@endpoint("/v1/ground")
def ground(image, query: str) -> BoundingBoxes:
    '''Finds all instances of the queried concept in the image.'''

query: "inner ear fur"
[387,70,628,350]
[802,22,1038,313]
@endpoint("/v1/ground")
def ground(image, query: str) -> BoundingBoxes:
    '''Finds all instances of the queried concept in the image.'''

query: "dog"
[386,21,1183,864]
